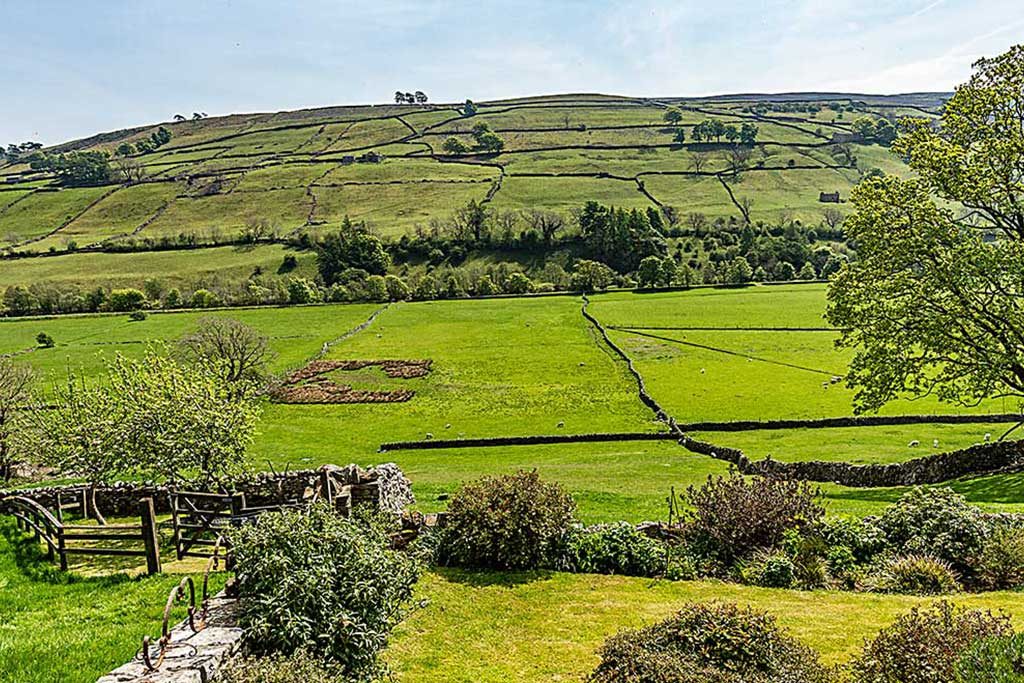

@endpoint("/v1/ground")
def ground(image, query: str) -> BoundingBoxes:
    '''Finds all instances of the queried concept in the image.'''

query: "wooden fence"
[2,495,161,575]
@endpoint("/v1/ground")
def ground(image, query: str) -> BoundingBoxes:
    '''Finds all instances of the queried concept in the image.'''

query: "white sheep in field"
[933,439,939,448]
[700,368,706,374]
[830,376,842,384]
[425,433,434,440]
[908,440,920,447]
[445,423,452,429]
[985,433,992,443]
[821,382,829,389]
[557,421,565,428]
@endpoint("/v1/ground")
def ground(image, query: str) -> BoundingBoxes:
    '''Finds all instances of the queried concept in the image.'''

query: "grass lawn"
[0,518,224,683]
[489,175,654,213]
[385,569,1024,683]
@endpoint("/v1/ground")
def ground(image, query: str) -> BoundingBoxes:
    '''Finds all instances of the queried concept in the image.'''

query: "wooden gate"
[169,490,245,560]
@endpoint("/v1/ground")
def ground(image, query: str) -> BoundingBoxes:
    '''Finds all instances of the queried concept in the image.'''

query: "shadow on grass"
[0,518,133,589]
[825,471,1024,507]
[434,565,553,587]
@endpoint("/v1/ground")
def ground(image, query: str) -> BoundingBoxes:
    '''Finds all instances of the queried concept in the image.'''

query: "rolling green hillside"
[0,93,940,292]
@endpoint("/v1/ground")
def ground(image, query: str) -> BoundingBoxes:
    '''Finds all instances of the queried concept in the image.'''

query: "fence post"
[139,497,161,576]
[230,492,246,520]
[319,468,333,506]
[57,526,67,572]
[55,491,64,523]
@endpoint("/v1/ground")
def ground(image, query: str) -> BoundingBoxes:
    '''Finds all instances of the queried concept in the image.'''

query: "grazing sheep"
[830,375,842,384]
[933,439,939,448]
[445,423,452,429]
[908,440,920,447]
[425,433,434,440]
[557,421,565,428]
[985,433,992,443]
[700,368,706,374]
[578,362,585,367]
[822,382,829,389]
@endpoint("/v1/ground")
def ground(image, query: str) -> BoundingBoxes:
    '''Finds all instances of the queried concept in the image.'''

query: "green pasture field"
[0,187,110,247]
[232,162,335,191]
[318,157,497,183]
[141,187,310,238]
[0,243,315,291]
[30,182,183,252]
[4,287,1020,523]
[385,569,1024,683]
[499,147,732,175]
[488,176,653,213]
[720,167,859,223]
[311,181,490,234]
[321,118,414,153]
[640,174,735,218]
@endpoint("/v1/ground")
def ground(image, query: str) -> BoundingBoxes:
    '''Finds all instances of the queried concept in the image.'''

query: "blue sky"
[2,0,1021,145]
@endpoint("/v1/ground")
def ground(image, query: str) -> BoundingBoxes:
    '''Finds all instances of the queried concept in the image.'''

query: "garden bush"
[683,472,824,566]
[439,470,575,570]
[219,650,340,683]
[849,601,1012,683]
[739,550,795,588]
[229,504,420,681]
[867,554,962,595]
[877,487,990,573]
[954,633,1024,683]
[559,522,668,577]
[977,524,1024,590]
[588,601,835,683]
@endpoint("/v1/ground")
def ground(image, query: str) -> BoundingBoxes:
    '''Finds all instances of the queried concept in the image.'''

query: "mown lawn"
[385,569,1024,683]
[0,519,222,683]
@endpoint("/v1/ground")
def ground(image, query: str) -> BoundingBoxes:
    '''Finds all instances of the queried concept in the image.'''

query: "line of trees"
[394,91,428,104]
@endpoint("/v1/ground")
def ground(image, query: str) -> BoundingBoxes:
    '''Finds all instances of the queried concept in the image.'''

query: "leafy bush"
[229,504,420,681]
[128,311,147,321]
[219,650,340,683]
[818,515,886,564]
[955,633,1024,683]
[977,524,1024,590]
[107,288,146,311]
[849,601,1012,683]
[878,487,990,572]
[559,522,667,577]
[868,554,962,595]
[35,332,55,348]
[739,550,795,588]
[588,601,835,683]
[439,470,575,570]
[684,472,824,566]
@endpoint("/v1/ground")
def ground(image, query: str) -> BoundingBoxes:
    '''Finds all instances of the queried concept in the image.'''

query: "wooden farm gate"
[1,495,161,574]
[169,470,356,560]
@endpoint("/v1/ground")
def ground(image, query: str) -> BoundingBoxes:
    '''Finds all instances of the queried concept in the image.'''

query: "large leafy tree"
[0,358,33,483]
[827,45,1024,416]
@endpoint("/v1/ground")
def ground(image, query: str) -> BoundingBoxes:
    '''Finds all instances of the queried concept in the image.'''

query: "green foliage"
[955,633,1024,683]
[29,151,112,186]
[739,550,796,588]
[23,349,259,487]
[34,332,54,348]
[219,650,341,683]
[849,601,1013,683]
[229,504,419,681]
[559,522,668,577]
[868,554,962,595]
[577,201,667,273]
[440,470,576,570]
[106,288,146,311]
[877,487,990,572]
[316,224,391,284]
[827,45,1024,413]
[683,471,824,567]
[190,288,221,308]
[0,358,33,482]
[570,259,615,292]
[977,524,1024,590]
[588,601,834,683]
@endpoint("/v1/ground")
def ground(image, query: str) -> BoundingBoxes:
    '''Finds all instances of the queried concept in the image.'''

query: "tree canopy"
[827,44,1024,414]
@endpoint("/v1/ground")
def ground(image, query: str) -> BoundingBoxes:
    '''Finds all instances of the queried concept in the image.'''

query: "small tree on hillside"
[0,359,33,483]
[663,107,684,125]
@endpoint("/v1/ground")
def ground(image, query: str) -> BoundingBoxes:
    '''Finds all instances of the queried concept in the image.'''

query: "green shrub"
[978,524,1024,590]
[560,522,668,577]
[849,601,1012,683]
[955,633,1024,683]
[818,515,886,564]
[440,470,575,570]
[229,504,419,681]
[106,288,146,311]
[588,601,835,683]
[739,550,795,588]
[684,472,824,566]
[878,487,990,572]
[35,332,54,348]
[218,650,340,683]
[868,554,962,595]
[128,311,147,321]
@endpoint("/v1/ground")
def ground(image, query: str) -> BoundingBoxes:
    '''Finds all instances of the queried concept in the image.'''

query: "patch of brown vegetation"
[273,359,431,404]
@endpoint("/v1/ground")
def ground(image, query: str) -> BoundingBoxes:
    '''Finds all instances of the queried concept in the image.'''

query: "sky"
[2,0,1022,145]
